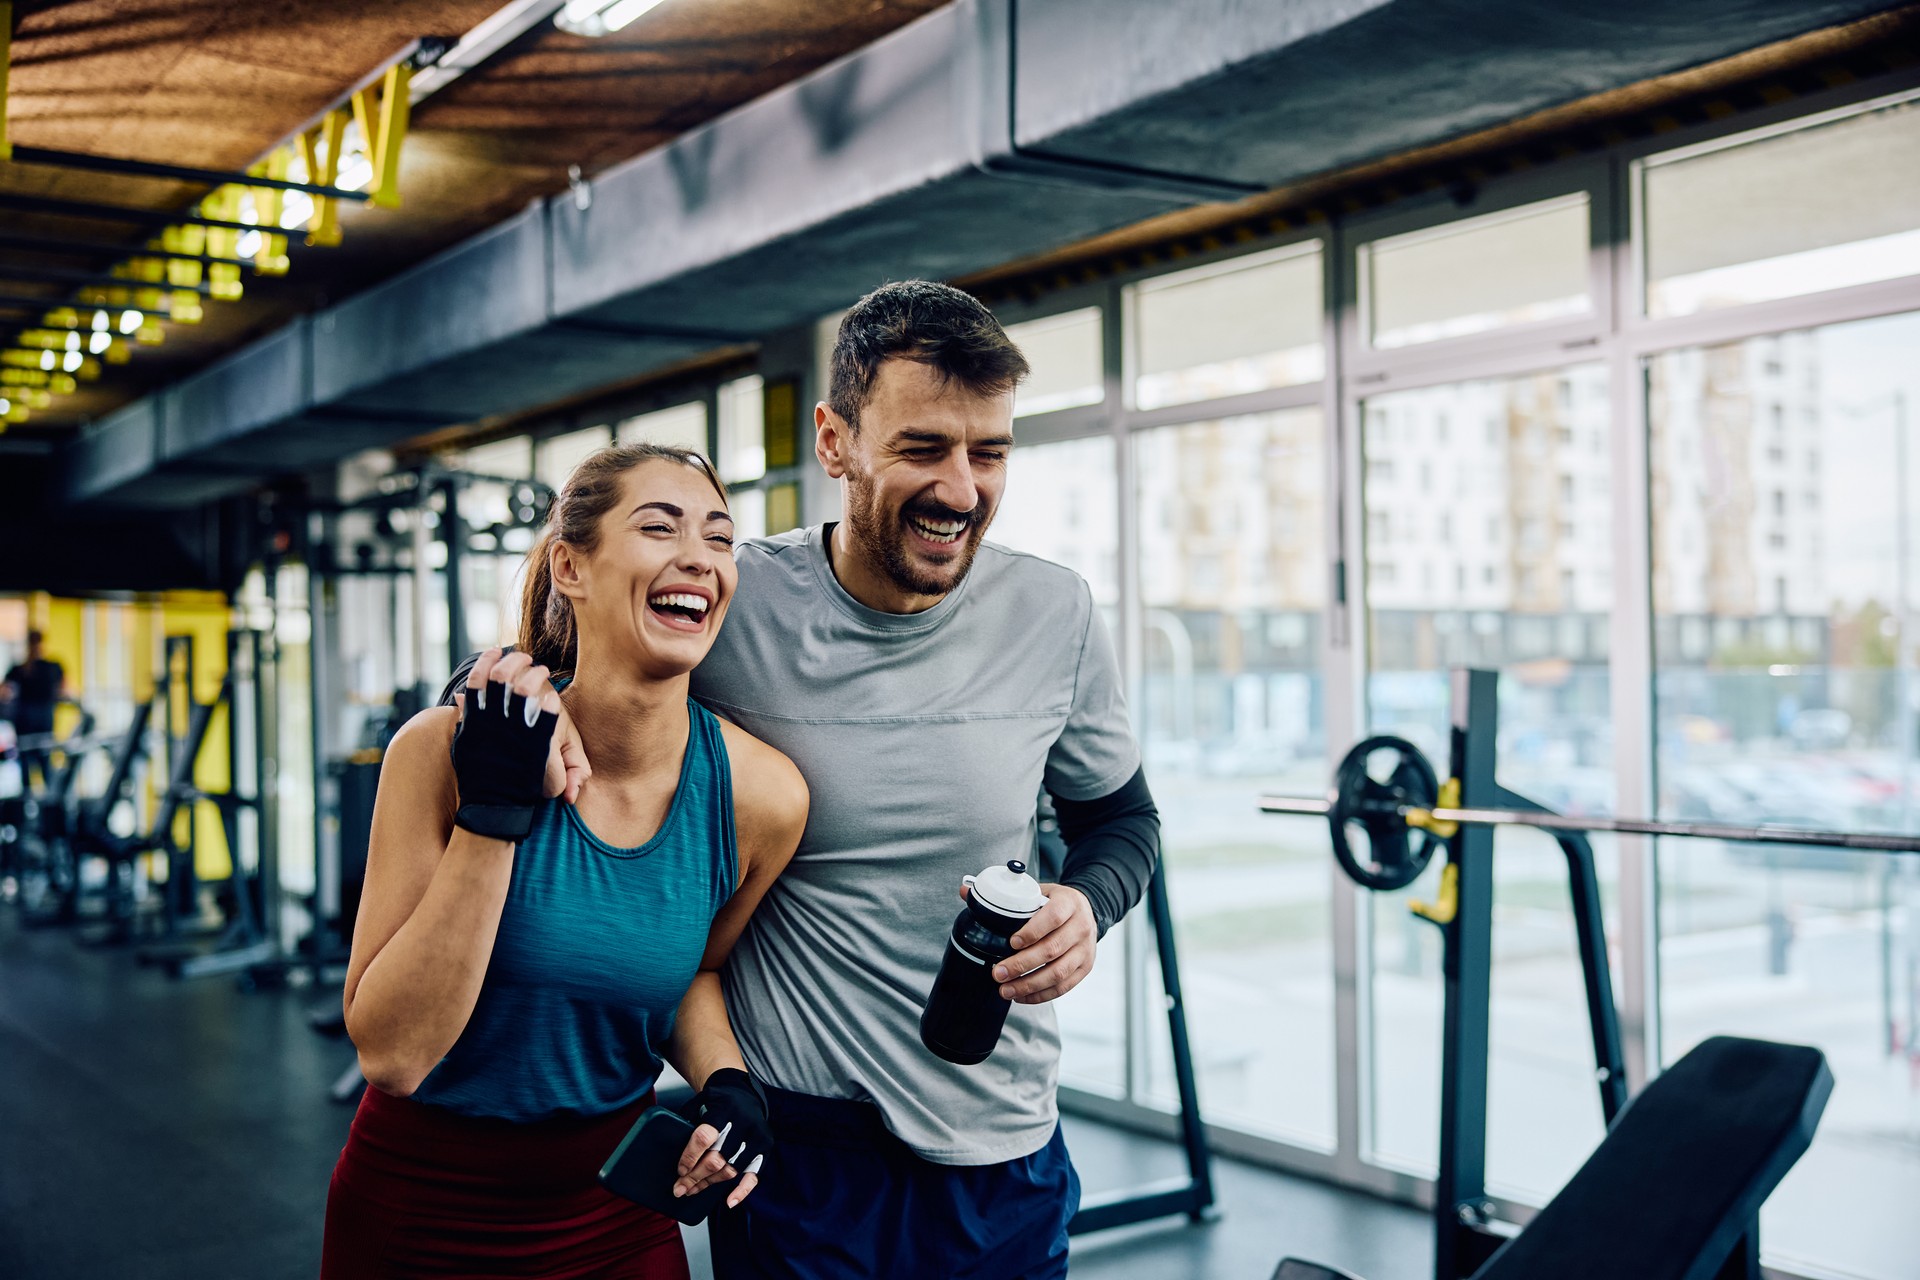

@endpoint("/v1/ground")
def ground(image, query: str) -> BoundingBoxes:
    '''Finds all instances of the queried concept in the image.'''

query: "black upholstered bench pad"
[1474,1036,1831,1280]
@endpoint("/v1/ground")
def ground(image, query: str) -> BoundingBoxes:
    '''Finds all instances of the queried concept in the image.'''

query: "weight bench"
[1273,1035,1831,1280]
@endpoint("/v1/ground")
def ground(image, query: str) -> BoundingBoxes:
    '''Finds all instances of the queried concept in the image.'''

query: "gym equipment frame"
[1259,668,1916,1280]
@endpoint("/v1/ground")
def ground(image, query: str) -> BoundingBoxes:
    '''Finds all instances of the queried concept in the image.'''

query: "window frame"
[999,69,1920,1272]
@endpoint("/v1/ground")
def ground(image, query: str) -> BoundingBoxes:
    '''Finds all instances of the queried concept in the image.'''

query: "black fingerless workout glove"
[680,1067,774,1176]
[449,683,558,841]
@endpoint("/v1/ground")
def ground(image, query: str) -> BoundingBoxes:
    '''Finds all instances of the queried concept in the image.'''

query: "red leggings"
[322,1085,689,1279]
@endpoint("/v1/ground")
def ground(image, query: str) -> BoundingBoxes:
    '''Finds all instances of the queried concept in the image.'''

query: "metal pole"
[440,478,468,668]
[1065,867,1217,1234]
[408,512,430,707]
[1258,793,1920,854]
[1893,393,1915,1059]
[5,145,374,202]
[1435,668,1500,1280]
[256,627,281,953]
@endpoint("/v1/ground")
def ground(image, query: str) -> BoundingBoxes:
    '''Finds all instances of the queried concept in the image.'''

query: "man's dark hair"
[26,629,42,646]
[828,280,1029,431]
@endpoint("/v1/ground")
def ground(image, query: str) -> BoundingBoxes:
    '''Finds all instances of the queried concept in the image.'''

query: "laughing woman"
[322,444,808,1279]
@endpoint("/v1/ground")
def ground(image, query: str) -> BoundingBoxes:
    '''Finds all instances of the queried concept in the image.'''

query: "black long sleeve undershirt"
[1050,766,1161,939]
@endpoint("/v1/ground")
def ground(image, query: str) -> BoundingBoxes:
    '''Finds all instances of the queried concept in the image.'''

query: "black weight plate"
[1327,735,1442,892]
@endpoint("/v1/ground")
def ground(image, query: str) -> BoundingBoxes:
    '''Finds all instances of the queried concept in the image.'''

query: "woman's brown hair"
[516,442,728,675]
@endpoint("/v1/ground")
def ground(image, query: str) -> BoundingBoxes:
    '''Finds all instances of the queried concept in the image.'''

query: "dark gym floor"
[0,914,1426,1280]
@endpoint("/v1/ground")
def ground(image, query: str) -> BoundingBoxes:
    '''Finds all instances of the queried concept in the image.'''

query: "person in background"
[2,629,69,790]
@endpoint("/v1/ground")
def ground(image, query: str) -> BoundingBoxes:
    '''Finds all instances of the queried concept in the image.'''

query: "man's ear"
[816,402,850,480]
[551,540,587,603]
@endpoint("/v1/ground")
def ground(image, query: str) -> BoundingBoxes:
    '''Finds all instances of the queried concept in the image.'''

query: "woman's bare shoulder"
[380,707,459,795]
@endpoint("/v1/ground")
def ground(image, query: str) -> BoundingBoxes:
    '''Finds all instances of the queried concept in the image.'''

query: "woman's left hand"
[672,1068,772,1207]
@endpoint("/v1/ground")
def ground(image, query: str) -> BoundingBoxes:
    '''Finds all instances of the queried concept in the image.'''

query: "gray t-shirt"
[691,524,1139,1164]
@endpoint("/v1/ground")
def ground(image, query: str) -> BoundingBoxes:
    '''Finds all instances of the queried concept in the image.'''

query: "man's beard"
[843,461,990,599]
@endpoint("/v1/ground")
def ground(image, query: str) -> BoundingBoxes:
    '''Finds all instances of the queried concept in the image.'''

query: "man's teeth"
[910,517,966,544]
[651,592,709,614]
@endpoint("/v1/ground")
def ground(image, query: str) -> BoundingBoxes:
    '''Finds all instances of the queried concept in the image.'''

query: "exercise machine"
[1258,668,1898,1278]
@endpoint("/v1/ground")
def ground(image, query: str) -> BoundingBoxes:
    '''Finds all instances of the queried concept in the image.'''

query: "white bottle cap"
[963,859,1048,919]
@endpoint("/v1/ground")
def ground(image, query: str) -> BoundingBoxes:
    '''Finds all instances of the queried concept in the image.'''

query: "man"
[2,630,67,790]
[451,281,1159,1278]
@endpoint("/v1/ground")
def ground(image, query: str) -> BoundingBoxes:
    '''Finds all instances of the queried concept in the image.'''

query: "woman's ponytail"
[516,529,576,675]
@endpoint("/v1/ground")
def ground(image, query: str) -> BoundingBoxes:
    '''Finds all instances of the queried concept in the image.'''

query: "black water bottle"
[920,860,1047,1065]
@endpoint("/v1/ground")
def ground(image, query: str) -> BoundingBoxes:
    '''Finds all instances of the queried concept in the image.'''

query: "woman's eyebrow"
[629,501,683,518]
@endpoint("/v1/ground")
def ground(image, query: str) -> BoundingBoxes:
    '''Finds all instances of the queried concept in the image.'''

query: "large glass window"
[616,401,707,454]
[453,436,540,650]
[1651,310,1920,1280]
[536,425,613,491]
[1130,245,1323,410]
[1362,366,1617,1197]
[1134,408,1334,1145]
[1640,92,1920,318]
[1006,309,1104,418]
[717,375,766,483]
[1363,195,1592,349]
[991,435,1124,1094]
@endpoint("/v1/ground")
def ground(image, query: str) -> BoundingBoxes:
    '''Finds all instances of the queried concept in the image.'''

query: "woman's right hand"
[449,649,563,840]
[543,695,590,804]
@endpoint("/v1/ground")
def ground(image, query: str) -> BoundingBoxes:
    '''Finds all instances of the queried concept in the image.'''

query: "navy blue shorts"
[708,1087,1078,1280]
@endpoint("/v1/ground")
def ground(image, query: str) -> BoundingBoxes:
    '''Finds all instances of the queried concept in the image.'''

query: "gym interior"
[2,2,1918,1278]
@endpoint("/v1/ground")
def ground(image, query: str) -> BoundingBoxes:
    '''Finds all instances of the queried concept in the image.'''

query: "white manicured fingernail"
[476,686,486,710]
[727,1140,747,1164]
[744,1155,764,1175]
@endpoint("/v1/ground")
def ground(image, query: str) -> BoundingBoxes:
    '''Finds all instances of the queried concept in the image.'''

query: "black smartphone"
[598,1105,739,1226]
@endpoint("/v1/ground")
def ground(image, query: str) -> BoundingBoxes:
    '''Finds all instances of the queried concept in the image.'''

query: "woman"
[322,443,808,1279]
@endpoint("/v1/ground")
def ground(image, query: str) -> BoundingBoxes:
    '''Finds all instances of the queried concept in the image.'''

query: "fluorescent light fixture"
[237,229,263,258]
[39,350,54,371]
[64,331,80,351]
[89,330,111,355]
[92,311,109,331]
[62,350,83,373]
[120,310,143,335]
[555,0,667,38]
[336,151,374,193]
[281,191,314,228]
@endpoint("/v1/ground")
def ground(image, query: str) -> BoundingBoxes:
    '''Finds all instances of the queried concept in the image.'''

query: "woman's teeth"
[910,517,966,545]
[649,592,709,620]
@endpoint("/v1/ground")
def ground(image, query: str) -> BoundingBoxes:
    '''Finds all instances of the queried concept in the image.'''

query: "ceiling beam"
[0,263,214,295]
[0,232,251,268]
[0,192,265,234]
[6,145,372,202]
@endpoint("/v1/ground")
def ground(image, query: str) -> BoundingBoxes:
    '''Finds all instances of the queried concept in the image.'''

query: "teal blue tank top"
[410,701,736,1122]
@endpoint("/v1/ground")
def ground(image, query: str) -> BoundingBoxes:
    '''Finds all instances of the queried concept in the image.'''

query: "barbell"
[1261,735,1920,892]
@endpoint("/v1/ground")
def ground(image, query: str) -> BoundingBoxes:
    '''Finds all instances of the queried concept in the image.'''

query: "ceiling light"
[556,0,668,38]
[63,350,83,373]
[120,310,144,335]
[336,151,374,193]
[39,350,54,371]
[92,311,110,331]
[89,330,111,355]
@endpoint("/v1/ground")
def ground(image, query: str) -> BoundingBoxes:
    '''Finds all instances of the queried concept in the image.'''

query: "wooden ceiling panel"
[1,0,953,434]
